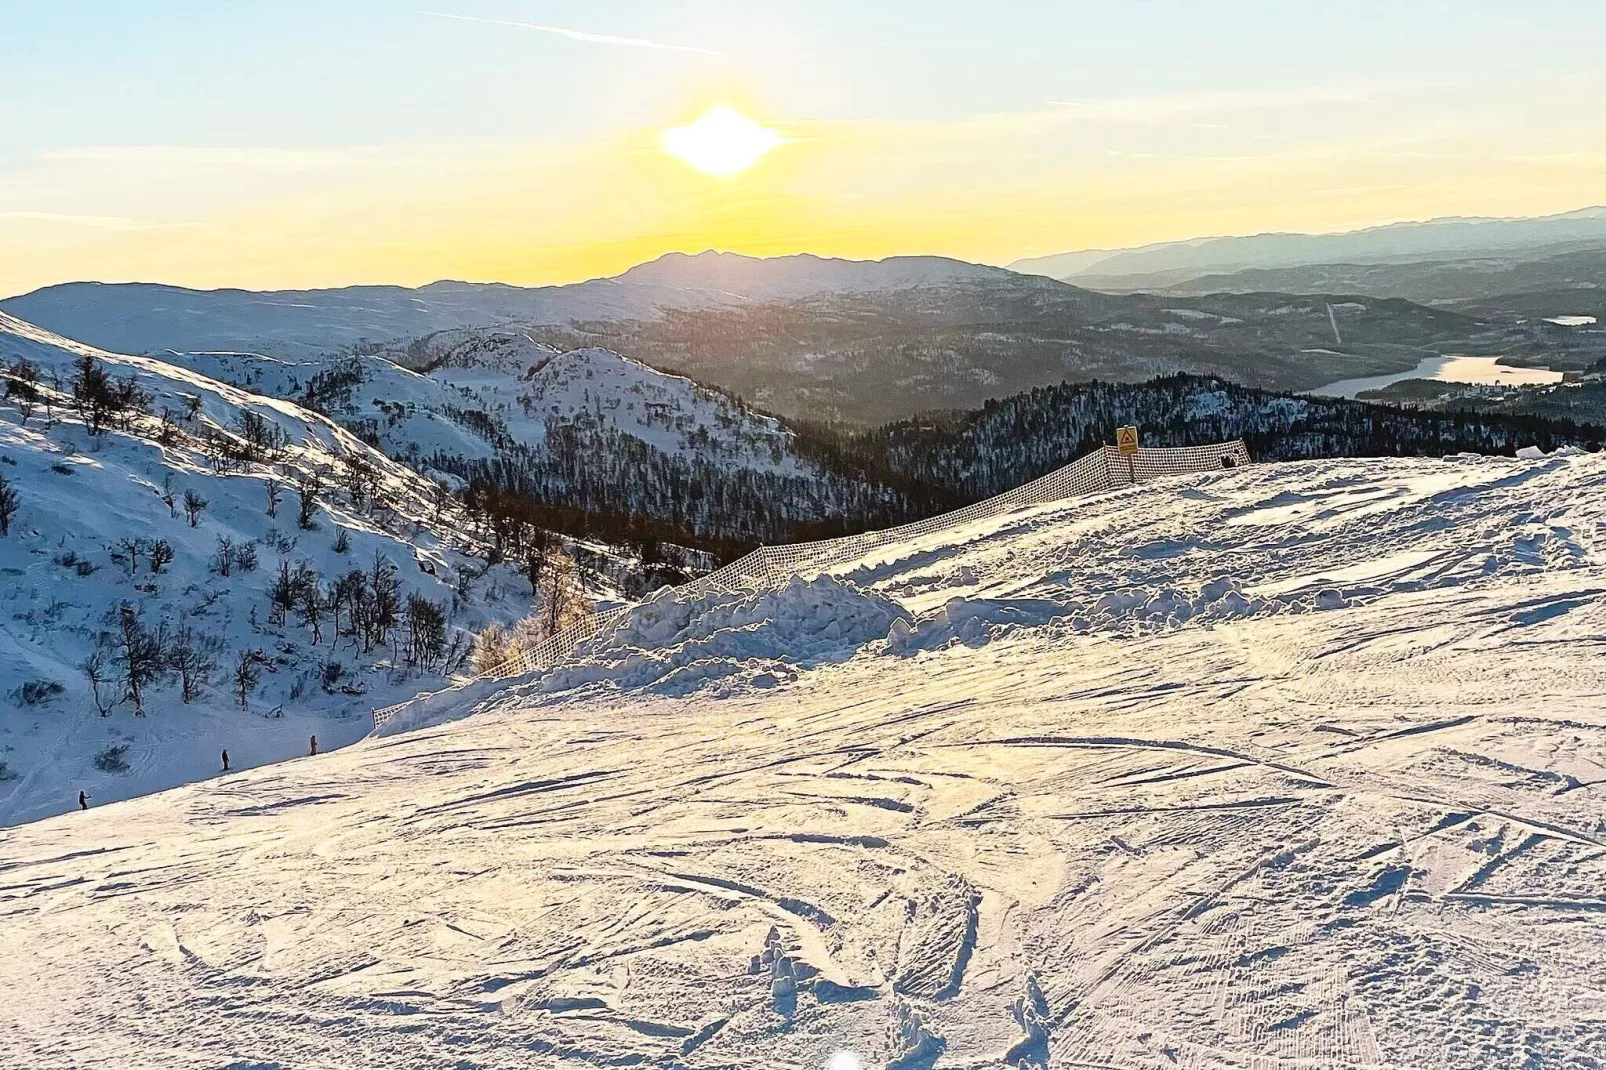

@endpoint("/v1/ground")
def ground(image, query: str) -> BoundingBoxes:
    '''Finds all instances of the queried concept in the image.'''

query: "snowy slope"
[169,333,810,476]
[4,450,1606,1067]
[0,312,539,826]
[162,348,498,468]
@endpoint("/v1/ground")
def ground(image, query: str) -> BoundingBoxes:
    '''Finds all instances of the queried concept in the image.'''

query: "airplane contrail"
[423,11,724,56]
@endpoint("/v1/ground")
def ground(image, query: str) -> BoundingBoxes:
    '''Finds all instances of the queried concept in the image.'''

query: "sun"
[662,107,781,176]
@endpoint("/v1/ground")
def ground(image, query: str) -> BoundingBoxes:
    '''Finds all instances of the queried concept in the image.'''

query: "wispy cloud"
[0,210,194,231]
[40,145,411,169]
[423,11,723,56]
[1047,85,1387,122]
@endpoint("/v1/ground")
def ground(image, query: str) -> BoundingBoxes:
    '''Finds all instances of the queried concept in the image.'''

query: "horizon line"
[5,201,1605,299]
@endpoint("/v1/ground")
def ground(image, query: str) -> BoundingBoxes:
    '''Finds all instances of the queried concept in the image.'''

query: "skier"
[78,790,88,811]
[221,748,230,772]
[309,734,318,757]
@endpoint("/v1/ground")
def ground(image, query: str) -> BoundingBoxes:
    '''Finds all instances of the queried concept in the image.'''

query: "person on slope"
[309,734,318,757]
[78,790,88,811]
[222,748,230,772]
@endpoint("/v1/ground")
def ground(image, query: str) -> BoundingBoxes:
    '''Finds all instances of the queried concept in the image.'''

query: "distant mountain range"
[0,252,1009,359]
[0,250,1509,424]
[1045,245,1606,324]
[1009,206,1606,290]
[6,238,1603,428]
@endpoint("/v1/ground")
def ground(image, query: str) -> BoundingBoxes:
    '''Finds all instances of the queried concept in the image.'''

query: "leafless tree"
[0,472,17,536]
[183,489,207,527]
[149,539,174,574]
[265,477,282,518]
[213,535,236,577]
[82,648,119,716]
[404,594,447,671]
[366,552,400,654]
[328,569,364,647]
[296,471,321,530]
[268,560,295,626]
[340,454,373,511]
[300,579,324,644]
[235,410,286,463]
[168,625,220,703]
[156,408,180,446]
[4,359,39,423]
[233,649,263,709]
[71,354,114,435]
[115,537,145,578]
[202,427,235,473]
[40,370,58,428]
[113,604,167,717]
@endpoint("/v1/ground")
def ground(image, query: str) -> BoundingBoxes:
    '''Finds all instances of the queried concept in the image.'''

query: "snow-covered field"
[4,452,1606,1068]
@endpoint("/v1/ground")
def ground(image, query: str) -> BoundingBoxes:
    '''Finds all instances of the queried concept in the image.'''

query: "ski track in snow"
[5,453,1606,1068]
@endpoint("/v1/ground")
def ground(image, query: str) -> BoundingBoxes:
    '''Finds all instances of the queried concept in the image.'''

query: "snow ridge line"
[371,441,1251,730]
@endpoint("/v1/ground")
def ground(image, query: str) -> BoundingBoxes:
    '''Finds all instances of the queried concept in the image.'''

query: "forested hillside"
[793,375,1606,510]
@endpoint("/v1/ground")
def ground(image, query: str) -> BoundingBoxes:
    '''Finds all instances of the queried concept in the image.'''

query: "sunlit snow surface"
[6,453,1606,1068]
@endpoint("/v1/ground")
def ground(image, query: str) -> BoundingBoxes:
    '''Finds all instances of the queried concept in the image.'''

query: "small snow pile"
[531,574,909,696]
[888,597,1065,653]
[888,577,1349,655]
[1514,444,1589,460]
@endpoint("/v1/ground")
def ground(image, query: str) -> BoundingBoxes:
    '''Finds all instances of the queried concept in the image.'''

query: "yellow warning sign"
[1116,425,1140,456]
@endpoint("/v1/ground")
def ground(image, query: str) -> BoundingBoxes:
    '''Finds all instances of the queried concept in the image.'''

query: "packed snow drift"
[5,450,1606,1068]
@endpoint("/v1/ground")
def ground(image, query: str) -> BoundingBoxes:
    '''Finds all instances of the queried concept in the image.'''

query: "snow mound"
[528,574,908,697]
[887,578,1347,654]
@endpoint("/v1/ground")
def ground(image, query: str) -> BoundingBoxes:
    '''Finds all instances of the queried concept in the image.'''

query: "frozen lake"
[1313,354,1563,399]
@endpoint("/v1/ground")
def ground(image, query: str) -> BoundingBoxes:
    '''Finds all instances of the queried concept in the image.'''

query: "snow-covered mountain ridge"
[169,333,808,477]
[5,449,1605,1067]
[0,252,1014,358]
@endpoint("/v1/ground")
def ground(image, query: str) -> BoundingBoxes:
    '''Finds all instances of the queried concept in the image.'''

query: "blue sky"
[3,1,1605,292]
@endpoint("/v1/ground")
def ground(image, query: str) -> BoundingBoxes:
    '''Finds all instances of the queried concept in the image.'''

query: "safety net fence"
[372,440,1250,729]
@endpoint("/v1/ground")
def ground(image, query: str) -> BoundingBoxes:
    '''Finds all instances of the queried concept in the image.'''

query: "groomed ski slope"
[4,452,1606,1069]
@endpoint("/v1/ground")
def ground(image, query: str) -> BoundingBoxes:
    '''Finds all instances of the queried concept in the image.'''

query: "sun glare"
[662,107,781,176]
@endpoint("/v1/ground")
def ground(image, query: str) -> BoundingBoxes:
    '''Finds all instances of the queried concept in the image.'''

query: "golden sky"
[4,2,1605,295]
